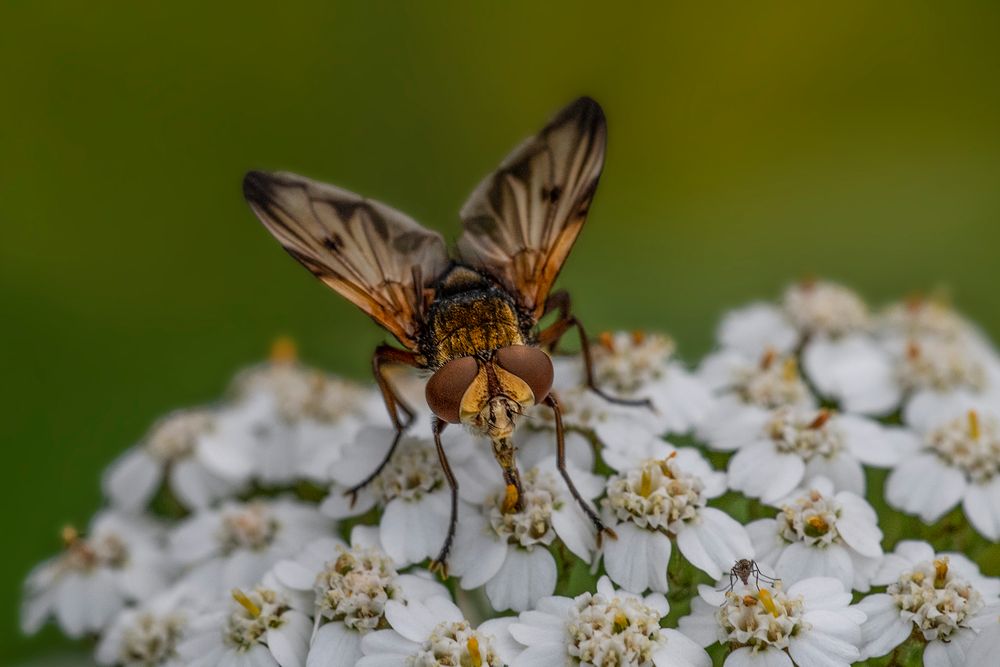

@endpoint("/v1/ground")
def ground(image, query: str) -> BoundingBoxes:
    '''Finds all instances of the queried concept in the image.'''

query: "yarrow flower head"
[95,588,192,667]
[540,330,713,446]
[103,408,241,512]
[451,459,603,611]
[322,427,467,566]
[706,403,906,502]
[168,497,332,594]
[358,597,517,667]
[21,513,172,639]
[508,576,710,667]
[174,583,312,667]
[782,279,871,338]
[748,477,883,592]
[680,575,865,667]
[889,392,1000,538]
[599,442,751,592]
[857,541,1000,664]
[269,526,449,666]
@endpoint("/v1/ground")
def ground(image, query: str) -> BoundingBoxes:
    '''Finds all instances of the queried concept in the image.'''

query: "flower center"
[565,592,665,666]
[717,583,808,650]
[226,587,290,650]
[60,525,129,572]
[118,611,186,666]
[898,338,986,392]
[927,410,1000,483]
[236,363,365,423]
[487,469,560,548]
[767,407,843,461]
[145,410,214,462]
[783,281,869,336]
[593,331,675,393]
[314,545,400,632]
[884,298,967,340]
[736,350,810,408]
[604,455,705,534]
[219,504,280,552]
[371,441,444,503]
[405,620,501,667]
[777,489,842,547]
[889,557,983,642]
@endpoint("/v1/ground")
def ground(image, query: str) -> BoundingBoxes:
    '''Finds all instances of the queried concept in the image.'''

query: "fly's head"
[424,345,554,439]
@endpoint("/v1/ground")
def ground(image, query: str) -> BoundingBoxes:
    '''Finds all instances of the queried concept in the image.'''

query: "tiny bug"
[718,558,781,593]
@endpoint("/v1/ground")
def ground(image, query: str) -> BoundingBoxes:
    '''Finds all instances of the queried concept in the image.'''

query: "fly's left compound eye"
[425,356,479,424]
[494,345,554,403]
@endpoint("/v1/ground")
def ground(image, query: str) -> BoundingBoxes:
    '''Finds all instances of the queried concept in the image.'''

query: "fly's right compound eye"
[425,356,479,424]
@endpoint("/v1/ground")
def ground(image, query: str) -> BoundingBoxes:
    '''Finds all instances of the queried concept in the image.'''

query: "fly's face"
[425,346,554,439]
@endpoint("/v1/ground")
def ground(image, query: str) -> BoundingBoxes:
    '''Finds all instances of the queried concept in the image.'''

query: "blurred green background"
[3,1,1000,663]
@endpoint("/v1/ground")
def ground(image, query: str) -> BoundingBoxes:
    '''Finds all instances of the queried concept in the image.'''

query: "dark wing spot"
[466,215,502,241]
[393,230,427,253]
[542,185,562,203]
[323,234,344,251]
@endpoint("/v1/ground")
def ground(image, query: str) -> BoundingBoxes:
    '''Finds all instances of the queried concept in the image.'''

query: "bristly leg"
[428,418,459,578]
[344,344,418,506]
[538,290,653,409]
[544,393,617,547]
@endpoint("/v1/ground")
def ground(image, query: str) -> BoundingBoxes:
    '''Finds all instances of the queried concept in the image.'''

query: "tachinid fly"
[242,97,648,574]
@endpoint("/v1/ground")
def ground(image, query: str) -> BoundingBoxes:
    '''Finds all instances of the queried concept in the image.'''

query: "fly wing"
[457,97,606,320]
[243,170,449,350]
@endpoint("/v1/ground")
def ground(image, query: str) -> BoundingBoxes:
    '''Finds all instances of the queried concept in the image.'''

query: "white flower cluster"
[19,283,1000,667]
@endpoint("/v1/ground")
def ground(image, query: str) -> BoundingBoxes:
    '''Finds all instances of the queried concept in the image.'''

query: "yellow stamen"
[808,489,823,502]
[639,469,653,497]
[911,571,925,584]
[61,525,79,548]
[760,348,776,370]
[269,336,298,364]
[758,588,780,617]
[598,331,615,352]
[612,611,629,633]
[466,636,482,667]
[934,558,949,587]
[806,515,829,535]
[782,357,798,381]
[969,410,981,441]
[232,589,261,618]
[742,595,757,607]
[502,484,519,514]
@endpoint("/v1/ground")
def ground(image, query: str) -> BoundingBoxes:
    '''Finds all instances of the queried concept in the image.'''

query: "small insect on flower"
[718,558,781,594]
[243,97,649,575]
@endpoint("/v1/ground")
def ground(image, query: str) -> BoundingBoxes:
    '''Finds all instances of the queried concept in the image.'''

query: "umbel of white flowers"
[20,280,1000,667]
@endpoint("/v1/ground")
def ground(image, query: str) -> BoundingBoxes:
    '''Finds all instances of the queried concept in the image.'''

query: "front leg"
[545,393,617,547]
[537,290,652,408]
[344,344,420,506]
[428,418,459,578]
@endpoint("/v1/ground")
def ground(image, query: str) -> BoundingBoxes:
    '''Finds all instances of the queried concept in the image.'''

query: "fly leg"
[428,418,459,578]
[544,393,617,546]
[344,344,419,506]
[537,290,652,408]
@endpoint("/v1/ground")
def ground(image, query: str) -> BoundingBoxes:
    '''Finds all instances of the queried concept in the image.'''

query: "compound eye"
[425,356,478,423]
[494,345,553,403]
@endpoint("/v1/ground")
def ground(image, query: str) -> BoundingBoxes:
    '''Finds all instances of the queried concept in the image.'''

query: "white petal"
[924,630,975,667]
[380,493,448,566]
[484,548,557,612]
[725,646,793,667]
[676,598,721,647]
[785,577,852,610]
[886,454,966,522]
[512,642,569,667]
[834,494,883,558]
[855,593,911,659]
[962,476,1000,540]
[775,543,853,590]
[804,453,865,496]
[654,629,712,667]
[266,611,310,667]
[360,628,419,657]
[478,617,522,664]
[306,623,362,667]
[676,508,754,579]
[788,627,859,667]
[745,519,782,566]
[717,303,797,357]
[728,441,804,503]
[602,522,671,593]
[103,448,162,511]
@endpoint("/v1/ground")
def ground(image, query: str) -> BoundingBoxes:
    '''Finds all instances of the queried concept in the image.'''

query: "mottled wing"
[243,170,449,349]
[457,97,606,320]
